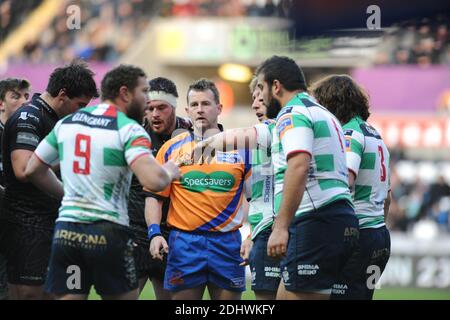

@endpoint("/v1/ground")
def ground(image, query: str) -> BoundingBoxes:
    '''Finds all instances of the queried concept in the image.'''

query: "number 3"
[378,145,386,182]
[73,134,91,175]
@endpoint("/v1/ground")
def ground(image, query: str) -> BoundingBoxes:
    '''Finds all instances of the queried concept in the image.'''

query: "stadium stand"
[374,14,450,65]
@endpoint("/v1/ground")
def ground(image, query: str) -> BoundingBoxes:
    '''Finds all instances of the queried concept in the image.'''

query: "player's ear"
[119,85,130,102]
[217,103,223,115]
[57,88,67,99]
[272,80,281,96]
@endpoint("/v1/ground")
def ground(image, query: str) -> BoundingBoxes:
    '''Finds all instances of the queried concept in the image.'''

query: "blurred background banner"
[0,0,449,297]
[353,67,450,113]
[0,63,113,94]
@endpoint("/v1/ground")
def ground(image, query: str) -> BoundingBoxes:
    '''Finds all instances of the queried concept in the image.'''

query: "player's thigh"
[101,288,139,300]
[281,201,359,295]
[150,277,171,300]
[277,281,329,300]
[44,222,92,297]
[87,222,139,298]
[164,230,208,292]
[249,229,281,296]
[6,224,53,290]
[171,285,206,300]
[208,282,241,300]
[56,294,88,300]
[207,230,246,294]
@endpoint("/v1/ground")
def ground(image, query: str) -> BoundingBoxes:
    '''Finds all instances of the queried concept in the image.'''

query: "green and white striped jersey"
[343,116,390,229]
[34,104,153,227]
[248,120,275,240]
[272,92,352,217]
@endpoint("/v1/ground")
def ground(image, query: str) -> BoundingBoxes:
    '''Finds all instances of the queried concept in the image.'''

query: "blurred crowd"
[4,0,293,64]
[374,14,450,66]
[388,159,450,234]
[159,0,293,18]
[0,0,42,41]
[10,0,159,64]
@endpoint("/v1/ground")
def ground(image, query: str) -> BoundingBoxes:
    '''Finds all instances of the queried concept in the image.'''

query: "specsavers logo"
[182,171,235,193]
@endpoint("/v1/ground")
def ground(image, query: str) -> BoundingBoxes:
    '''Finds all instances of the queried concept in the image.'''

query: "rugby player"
[258,56,359,300]
[25,65,181,300]
[1,61,98,300]
[0,78,31,300]
[128,77,191,299]
[147,78,251,300]
[311,75,391,300]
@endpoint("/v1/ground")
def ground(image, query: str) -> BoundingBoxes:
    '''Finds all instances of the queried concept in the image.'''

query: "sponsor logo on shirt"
[181,171,235,193]
[216,151,242,164]
[16,132,40,147]
[345,136,352,152]
[19,112,28,120]
[71,112,113,128]
[277,116,293,140]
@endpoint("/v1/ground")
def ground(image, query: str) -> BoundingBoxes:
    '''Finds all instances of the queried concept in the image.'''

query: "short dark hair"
[255,55,307,91]
[0,78,30,100]
[310,74,371,124]
[101,64,147,101]
[149,77,178,97]
[187,78,220,104]
[46,60,99,99]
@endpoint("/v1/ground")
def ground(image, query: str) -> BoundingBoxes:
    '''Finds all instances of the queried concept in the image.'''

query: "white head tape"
[148,91,177,108]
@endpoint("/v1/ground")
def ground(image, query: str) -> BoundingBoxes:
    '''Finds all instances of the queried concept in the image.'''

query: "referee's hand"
[150,236,169,261]
[239,238,253,266]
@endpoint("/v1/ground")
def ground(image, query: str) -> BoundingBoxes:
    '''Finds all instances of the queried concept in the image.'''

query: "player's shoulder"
[262,119,276,126]
[11,104,42,123]
[278,95,321,121]
[344,117,381,140]
[176,116,193,130]
[343,117,364,136]
[116,110,141,130]
[160,131,192,153]
[165,131,192,146]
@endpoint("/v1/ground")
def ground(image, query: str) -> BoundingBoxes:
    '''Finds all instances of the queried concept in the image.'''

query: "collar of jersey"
[32,93,59,120]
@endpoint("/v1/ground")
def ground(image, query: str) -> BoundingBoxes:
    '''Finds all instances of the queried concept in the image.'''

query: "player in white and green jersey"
[190,79,280,299]
[246,79,280,300]
[311,74,391,300]
[249,119,275,239]
[25,65,180,300]
[343,117,390,229]
[257,56,359,300]
[36,104,165,226]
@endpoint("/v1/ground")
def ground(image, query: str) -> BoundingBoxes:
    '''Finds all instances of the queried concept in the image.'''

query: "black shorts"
[249,228,281,292]
[281,200,359,294]
[130,223,169,281]
[331,226,391,300]
[45,221,138,296]
[0,253,7,300]
[3,222,53,286]
[133,236,167,281]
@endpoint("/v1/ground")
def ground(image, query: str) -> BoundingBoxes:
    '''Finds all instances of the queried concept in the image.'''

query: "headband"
[148,91,177,108]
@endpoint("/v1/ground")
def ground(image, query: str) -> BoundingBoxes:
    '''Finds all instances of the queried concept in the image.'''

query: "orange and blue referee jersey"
[146,131,251,233]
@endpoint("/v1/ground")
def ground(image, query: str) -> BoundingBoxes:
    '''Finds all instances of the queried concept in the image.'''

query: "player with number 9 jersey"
[27,65,179,300]
[35,104,153,226]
